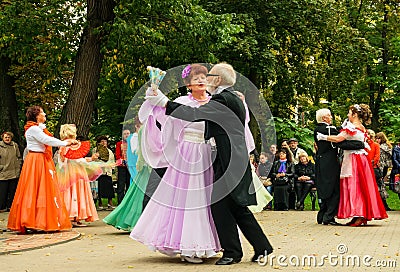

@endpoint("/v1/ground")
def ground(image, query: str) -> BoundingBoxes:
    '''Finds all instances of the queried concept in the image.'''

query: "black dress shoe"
[322,220,342,226]
[215,257,241,265]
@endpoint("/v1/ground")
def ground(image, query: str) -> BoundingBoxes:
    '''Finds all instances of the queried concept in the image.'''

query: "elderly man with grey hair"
[145,63,273,265]
[314,108,365,226]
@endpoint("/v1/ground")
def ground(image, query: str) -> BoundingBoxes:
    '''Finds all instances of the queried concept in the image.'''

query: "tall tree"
[57,0,116,138]
[92,0,241,140]
[0,56,21,148]
[0,0,83,141]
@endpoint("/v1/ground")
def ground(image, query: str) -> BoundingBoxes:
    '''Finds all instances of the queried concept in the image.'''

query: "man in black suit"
[314,109,364,225]
[145,63,273,265]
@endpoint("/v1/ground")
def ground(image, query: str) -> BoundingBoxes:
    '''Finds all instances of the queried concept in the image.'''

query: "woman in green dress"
[103,126,151,231]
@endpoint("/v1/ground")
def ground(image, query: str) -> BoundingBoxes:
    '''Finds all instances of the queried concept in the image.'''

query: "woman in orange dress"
[7,106,75,233]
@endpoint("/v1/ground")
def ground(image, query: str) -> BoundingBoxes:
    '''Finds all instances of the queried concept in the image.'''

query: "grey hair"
[316,108,331,123]
[212,63,236,86]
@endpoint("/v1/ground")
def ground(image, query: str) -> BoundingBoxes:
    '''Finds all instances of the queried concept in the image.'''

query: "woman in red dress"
[316,104,387,226]
[7,106,75,233]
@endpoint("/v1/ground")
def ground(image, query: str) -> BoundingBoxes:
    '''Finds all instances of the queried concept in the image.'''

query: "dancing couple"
[315,105,387,226]
[129,63,273,265]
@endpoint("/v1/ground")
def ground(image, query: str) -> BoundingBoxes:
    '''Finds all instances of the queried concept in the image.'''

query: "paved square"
[0,210,398,271]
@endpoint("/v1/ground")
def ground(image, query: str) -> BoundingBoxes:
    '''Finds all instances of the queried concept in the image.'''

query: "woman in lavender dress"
[130,64,220,263]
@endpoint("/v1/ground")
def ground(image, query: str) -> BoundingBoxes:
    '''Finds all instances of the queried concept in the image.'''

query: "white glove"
[316,132,328,141]
[145,87,156,96]
[145,89,169,107]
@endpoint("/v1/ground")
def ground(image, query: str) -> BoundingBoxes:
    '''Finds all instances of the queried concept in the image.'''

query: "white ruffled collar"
[343,121,356,132]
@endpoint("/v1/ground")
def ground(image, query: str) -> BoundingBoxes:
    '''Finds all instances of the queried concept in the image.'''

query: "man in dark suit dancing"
[314,109,364,225]
[145,63,273,265]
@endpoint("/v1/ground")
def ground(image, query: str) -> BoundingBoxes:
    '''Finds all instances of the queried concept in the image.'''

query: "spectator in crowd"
[256,152,273,210]
[294,152,315,211]
[390,138,400,199]
[366,130,380,173]
[281,140,296,209]
[270,148,295,211]
[93,135,116,210]
[375,132,392,181]
[288,138,306,165]
[269,144,278,162]
[0,132,22,212]
[375,131,392,210]
[115,129,131,204]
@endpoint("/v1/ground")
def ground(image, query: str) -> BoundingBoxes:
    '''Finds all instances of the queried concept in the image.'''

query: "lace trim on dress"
[340,122,367,178]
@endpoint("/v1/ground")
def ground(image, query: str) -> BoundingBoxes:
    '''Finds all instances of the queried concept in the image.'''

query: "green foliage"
[1,0,399,144]
[93,0,242,139]
[273,117,315,155]
[0,0,85,129]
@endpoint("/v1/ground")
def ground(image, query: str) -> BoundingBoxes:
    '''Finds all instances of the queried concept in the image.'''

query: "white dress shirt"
[25,125,68,152]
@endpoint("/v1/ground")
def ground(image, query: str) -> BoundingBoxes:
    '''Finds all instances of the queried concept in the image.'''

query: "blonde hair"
[376,131,392,148]
[60,124,77,140]
[298,152,309,161]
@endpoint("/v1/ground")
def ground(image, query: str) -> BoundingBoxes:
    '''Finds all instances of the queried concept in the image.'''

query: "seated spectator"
[288,138,307,165]
[271,148,295,211]
[294,152,315,211]
[256,152,274,209]
[269,144,278,162]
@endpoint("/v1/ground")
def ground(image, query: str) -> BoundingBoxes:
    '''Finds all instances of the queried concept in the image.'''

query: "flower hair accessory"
[354,104,362,112]
[182,65,191,79]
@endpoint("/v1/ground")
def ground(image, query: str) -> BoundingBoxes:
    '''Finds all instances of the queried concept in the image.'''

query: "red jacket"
[115,140,128,165]
[366,140,380,168]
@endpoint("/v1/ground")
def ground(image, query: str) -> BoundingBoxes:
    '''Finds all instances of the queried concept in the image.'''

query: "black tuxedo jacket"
[314,123,341,199]
[165,88,255,207]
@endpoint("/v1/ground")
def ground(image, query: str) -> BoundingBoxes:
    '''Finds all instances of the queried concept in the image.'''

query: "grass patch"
[302,186,399,211]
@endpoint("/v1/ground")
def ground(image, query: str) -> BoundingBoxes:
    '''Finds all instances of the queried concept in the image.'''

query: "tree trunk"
[57,0,115,138]
[371,2,389,131]
[0,56,23,150]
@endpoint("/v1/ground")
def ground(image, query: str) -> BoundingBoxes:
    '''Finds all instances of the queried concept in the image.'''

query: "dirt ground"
[0,210,398,272]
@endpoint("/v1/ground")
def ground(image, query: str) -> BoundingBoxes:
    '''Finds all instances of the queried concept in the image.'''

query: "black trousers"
[116,166,131,204]
[142,167,167,210]
[295,182,313,205]
[317,186,340,223]
[273,184,290,210]
[0,178,18,210]
[98,175,115,199]
[211,195,273,259]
